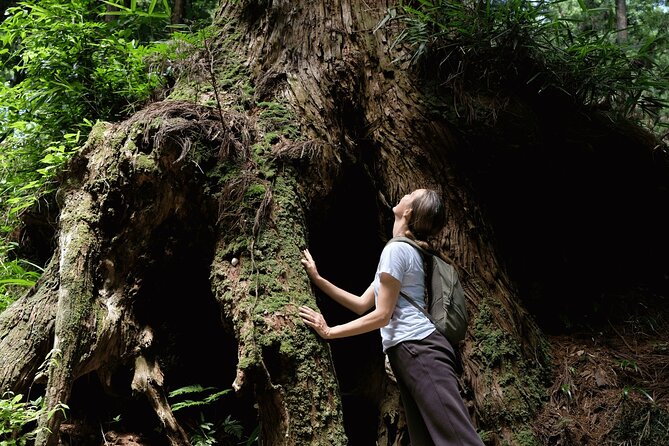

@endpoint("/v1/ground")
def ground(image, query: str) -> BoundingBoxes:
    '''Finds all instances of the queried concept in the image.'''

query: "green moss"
[210,170,343,441]
[194,20,345,441]
[133,153,156,173]
[263,132,280,145]
[86,121,111,147]
[164,24,253,108]
[472,300,520,366]
[245,183,266,200]
[55,194,99,354]
[212,170,323,363]
[470,297,548,432]
[166,83,201,102]
[512,428,540,446]
[257,101,300,141]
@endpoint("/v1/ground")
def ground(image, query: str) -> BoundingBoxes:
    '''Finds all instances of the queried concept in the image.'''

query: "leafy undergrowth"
[533,288,669,446]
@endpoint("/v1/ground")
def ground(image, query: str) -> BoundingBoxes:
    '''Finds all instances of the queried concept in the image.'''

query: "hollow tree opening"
[304,165,388,445]
[54,209,258,444]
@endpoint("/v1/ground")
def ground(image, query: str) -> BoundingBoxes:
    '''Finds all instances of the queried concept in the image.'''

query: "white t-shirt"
[373,242,435,352]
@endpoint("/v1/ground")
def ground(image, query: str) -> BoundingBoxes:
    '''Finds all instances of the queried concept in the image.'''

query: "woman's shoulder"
[382,239,421,259]
[378,239,422,275]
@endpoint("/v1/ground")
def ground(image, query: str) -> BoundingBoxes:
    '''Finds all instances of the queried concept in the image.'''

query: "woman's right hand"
[300,249,320,281]
[299,305,331,339]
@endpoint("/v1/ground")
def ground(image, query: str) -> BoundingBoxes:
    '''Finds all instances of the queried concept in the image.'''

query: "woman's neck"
[392,220,409,238]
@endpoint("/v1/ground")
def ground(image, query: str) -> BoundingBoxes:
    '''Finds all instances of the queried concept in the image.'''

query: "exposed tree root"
[131,354,191,445]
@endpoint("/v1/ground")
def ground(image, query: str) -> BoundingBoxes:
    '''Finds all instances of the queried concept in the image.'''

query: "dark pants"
[386,331,484,446]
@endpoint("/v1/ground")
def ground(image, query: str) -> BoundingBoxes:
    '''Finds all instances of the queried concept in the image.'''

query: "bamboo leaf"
[0,278,36,287]
[100,1,132,13]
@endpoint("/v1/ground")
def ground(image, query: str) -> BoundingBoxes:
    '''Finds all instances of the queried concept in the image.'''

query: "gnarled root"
[131,354,191,446]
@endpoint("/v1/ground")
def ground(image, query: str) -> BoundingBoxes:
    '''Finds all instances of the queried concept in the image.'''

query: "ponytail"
[406,189,446,249]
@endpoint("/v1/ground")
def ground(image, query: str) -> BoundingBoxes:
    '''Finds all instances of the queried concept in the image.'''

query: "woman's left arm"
[299,272,400,339]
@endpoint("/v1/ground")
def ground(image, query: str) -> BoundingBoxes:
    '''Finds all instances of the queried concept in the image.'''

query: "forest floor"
[532,287,669,446]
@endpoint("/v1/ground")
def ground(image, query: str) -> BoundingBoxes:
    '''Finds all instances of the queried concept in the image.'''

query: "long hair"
[406,189,446,248]
[405,189,448,306]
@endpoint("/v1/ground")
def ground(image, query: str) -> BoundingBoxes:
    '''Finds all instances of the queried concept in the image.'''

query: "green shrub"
[0,0,184,312]
[387,0,669,132]
[0,392,67,445]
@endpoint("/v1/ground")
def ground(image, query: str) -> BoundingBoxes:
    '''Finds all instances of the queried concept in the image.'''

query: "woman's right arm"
[301,249,375,315]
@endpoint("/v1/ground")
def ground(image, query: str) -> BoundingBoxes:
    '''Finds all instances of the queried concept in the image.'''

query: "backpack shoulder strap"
[399,290,437,324]
[386,236,428,255]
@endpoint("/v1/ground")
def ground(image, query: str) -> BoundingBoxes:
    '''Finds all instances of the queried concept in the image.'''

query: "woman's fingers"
[299,306,311,320]
[299,306,316,321]
[302,249,316,265]
[302,249,313,262]
[300,249,318,279]
[299,306,329,338]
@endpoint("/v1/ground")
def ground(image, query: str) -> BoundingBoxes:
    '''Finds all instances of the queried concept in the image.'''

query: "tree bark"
[171,0,186,24]
[0,257,58,394]
[616,0,628,43]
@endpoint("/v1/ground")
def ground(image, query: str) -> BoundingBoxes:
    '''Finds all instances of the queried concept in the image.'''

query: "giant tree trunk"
[0,1,575,445]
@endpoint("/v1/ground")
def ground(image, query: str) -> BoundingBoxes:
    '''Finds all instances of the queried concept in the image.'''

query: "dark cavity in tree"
[304,165,388,445]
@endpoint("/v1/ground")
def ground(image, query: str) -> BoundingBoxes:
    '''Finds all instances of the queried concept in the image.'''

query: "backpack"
[387,236,469,345]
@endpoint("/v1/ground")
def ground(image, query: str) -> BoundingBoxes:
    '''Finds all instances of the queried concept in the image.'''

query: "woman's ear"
[403,207,413,219]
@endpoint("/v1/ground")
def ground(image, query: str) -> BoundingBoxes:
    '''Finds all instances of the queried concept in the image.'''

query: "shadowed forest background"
[1,1,669,445]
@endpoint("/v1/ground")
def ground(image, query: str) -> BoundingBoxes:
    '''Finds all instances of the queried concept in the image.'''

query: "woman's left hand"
[299,306,332,339]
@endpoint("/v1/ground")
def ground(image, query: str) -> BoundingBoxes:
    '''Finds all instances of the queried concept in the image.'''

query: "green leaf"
[0,278,36,287]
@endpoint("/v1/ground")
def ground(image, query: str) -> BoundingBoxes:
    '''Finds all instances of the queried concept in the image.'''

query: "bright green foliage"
[0,0,218,310]
[168,386,258,445]
[0,0,166,207]
[549,0,669,125]
[391,0,669,134]
[103,0,217,28]
[0,392,66,445]
[0,0,168,142]
[100,0,174,41]
[168,385,232,412]
[0,0,181,309]
[0,242,42,313]
[102,0,172,19]
[0,392,42,445]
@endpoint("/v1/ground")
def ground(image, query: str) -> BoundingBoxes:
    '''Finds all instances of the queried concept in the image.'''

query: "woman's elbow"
[377,310,393,327]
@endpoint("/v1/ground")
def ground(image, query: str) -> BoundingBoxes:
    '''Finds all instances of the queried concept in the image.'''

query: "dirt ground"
[532,288,669,446]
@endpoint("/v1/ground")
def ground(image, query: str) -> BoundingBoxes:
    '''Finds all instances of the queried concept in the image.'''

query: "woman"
[299,188,484,446]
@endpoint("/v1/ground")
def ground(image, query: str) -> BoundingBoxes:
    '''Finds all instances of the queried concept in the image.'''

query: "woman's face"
[393,189,425,218]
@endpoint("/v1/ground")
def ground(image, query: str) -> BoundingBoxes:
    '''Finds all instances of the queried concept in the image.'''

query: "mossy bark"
[0,257,58,393]
[210,173,347,444]
[34,188,98,445]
